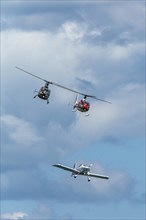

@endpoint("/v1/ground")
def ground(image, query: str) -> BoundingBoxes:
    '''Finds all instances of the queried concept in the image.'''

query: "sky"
[0,0,145,219]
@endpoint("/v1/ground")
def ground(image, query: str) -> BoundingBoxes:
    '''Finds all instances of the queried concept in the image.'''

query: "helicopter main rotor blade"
[50,82,112,104]
[92,96,112,104]
[15,66,91,96]
[15,66,48,83]
[51,81,88,96]
[15,66,112,104]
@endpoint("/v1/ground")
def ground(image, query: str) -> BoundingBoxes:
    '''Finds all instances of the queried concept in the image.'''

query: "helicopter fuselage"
[74,100,90,112]
[38,86,50,100]
[33,82,51,104]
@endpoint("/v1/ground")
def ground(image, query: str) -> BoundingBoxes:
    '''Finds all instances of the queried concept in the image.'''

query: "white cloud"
[109,2,145,31]
[69,82,145,141]
[1,161,135,204]
[107,42,144,61]
[1,212,28,220]
[1,114,44,145]
[61,21,87,42]
[50,162,135,204]
[91,169,134,201]
[1,27,144,89]
[1,25,144,161]
[1,2,145,217]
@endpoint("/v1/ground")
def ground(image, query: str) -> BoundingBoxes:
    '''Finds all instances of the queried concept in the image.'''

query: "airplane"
[15,66,112,111]
[53,163,109,182]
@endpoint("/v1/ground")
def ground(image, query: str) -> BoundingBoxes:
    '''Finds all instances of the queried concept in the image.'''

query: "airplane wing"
[87,172,109,180]
[53,164,79,174]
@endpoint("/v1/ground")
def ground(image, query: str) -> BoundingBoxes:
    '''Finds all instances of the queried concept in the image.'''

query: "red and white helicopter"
[53,163,109,182]
[15,66,111,112]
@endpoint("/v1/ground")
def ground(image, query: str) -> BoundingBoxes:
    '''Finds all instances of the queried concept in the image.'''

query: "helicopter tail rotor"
[74,94,79,105]
[72,95,79,112]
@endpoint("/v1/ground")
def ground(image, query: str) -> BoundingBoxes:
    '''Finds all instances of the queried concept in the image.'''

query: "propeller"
[89,163,94,167]
[15,66,112,104]
[71,163,77,177]
[73,163,77,169]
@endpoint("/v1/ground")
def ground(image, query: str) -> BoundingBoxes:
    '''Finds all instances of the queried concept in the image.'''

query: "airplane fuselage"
[78,165,90,175]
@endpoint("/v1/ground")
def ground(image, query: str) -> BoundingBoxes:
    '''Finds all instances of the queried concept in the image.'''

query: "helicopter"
[33,81,50,104]
[15,66,112,111]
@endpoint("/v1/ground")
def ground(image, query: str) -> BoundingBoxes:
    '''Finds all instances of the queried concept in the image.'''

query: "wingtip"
[52,163,61,167]
[52,164,57,167]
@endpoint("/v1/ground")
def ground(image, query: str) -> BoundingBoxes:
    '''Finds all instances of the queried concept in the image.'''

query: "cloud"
[61,21,87,42]
[1,114,44,146]
[1,27,144,110]
[1,1,144,47]
[68,82,145,145]
[1,1,81,31]
[29,202,56,219]
[1,212,28,220]
[1,160,140,205]
[1,2,145,218]
[1,23,144,176]
[1,76,145,179]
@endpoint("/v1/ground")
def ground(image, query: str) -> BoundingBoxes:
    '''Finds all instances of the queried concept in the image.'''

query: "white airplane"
[53,163,109,182]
